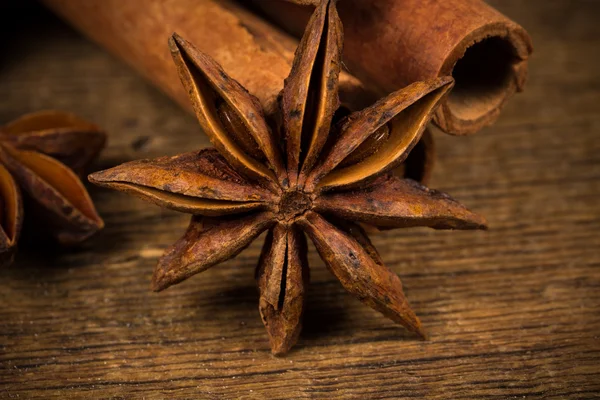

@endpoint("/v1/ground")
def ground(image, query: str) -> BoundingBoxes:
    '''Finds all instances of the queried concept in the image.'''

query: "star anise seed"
[89,0,487,355]
[0,110,105,266]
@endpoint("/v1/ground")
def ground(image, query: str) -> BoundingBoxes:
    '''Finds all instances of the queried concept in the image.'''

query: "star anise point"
[0,110,105,266]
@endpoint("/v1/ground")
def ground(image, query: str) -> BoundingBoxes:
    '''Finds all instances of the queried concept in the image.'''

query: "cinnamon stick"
[252,0,533,135]
[41,0,372,118]
[41,0,436,183]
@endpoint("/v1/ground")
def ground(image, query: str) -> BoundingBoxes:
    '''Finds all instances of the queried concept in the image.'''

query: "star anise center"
[276,190,313,222]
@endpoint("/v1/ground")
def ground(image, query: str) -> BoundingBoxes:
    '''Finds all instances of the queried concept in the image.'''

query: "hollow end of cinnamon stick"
[434,24,532,135]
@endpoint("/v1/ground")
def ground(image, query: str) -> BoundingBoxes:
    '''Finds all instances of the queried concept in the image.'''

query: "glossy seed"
[339,123,390,168]
[217,101,265,161]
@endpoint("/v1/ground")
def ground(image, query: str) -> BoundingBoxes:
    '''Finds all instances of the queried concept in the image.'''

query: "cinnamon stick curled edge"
[254,0,533,135]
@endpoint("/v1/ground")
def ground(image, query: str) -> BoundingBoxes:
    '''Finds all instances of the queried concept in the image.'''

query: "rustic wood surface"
[1,1,599,398]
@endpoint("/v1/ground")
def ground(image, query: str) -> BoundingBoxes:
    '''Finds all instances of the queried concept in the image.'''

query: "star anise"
[89,0,486,354]
[0,110,105,266]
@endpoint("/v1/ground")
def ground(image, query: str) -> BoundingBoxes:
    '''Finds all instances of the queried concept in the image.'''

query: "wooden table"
[1,1,599,398]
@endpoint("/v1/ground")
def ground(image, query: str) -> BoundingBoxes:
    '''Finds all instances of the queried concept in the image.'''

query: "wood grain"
[1,1,599,398]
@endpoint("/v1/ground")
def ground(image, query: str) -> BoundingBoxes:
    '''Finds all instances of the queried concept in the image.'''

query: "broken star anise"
[0,110,105,267]
[89,0,487,354]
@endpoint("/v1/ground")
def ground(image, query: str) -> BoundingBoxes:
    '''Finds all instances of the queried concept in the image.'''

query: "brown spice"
[0,111,105,266]
[41,0,432,183]
[89,0,487,354]
[254,0,533,135]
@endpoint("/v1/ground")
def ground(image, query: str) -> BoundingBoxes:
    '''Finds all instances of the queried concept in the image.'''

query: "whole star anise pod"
[89,0,486,354]
[0,111,105,266]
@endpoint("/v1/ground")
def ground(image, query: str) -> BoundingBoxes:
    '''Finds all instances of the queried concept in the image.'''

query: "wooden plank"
[1,0,599,398]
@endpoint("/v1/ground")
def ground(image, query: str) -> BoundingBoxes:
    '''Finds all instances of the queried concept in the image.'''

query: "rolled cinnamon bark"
[252,0,533,135]
[41,0,434,182]
[41,0,372,118]
[41,0,286,117]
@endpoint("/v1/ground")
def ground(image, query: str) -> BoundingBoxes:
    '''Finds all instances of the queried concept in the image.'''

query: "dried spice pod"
[298,212,425,337]
[0,111,105,266]
[152,213,276,291]
[0,164,23,265]
[256,224,309,355]
[169,33,285,189]
[253,0,533,135]
[281,0,342,186]
[304,78,454,192]
[91,149,276,216]
[2,110,106,174]
[90,0,487,354]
